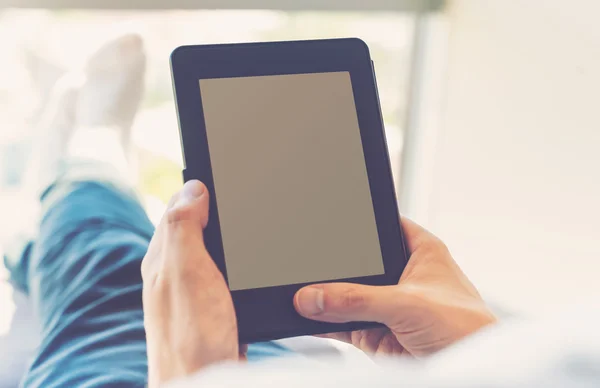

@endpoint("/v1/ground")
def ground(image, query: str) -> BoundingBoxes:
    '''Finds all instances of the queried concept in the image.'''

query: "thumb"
[294,283,407,325]
[165,180,212,273]
[165,180,225,285]
[167,180,210,231]
[141,180,209,282]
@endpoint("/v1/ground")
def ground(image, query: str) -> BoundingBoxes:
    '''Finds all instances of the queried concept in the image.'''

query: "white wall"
[421,0,600,314]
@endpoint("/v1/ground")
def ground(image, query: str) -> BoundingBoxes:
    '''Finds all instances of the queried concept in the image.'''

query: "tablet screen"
[199,71,384,291]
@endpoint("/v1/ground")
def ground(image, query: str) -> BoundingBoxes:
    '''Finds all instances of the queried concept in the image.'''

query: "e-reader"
[170,38,409,343]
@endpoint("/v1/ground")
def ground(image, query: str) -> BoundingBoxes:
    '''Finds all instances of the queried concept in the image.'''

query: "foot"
[74,32,146,150]
[22,32,146,191]
[67,33,146,179]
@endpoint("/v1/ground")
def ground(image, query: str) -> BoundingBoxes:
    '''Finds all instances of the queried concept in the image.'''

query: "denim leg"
[18,181,153,387]
[6,176,290,387]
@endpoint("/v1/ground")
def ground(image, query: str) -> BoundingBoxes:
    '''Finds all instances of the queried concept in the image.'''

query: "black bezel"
[170,38,408,343]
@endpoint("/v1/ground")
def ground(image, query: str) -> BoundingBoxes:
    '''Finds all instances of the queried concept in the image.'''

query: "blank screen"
[199,71,384,291]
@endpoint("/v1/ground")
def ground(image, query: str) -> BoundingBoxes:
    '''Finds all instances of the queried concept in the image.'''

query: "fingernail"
[182,180,205,201]
[296,287,324,316]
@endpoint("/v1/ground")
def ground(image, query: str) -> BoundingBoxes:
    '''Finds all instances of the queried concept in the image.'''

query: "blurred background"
[0,0,599,384]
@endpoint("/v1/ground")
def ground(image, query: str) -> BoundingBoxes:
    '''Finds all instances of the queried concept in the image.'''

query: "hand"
[141,180,242,388]
[293,217,496,358]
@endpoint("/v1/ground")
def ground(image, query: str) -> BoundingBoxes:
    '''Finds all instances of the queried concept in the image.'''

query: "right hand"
[142,180,242,388]
[294,217,496,358]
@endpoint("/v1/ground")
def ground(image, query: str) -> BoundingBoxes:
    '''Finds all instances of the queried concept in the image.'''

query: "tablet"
[170,38,409,343]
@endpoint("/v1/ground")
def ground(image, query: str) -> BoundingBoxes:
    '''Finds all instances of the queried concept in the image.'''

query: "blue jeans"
[5,165,289,387]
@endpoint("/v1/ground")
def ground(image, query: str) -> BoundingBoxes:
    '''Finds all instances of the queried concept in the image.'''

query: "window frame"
[1,0,443,12]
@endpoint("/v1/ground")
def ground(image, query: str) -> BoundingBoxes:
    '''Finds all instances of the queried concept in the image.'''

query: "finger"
[165,180,217,275]
[167,180,210,230]
[315,331,353,344]
[166,180,210,252]
[294,283,406,325]
[238,344,248,362]
[399,216,439,253]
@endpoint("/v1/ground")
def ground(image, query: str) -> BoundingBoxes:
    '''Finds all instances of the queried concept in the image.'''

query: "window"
[0,9,416,220]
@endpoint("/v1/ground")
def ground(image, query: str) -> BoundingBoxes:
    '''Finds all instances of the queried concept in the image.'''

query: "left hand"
[141,180,243,388]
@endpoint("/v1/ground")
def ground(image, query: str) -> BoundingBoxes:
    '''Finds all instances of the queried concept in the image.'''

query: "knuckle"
[141,253,158,282]
[336,287,366,311]
[420,236,449,257]
[140,257,149,279]
[167,192,180,209]
[151,275,170,298]
[166,205,189,225]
